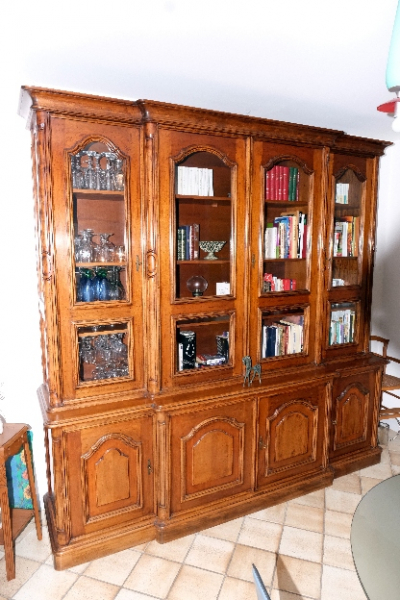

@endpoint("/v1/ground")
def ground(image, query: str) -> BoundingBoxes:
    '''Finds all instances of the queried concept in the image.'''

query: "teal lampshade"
[387,1,400,92]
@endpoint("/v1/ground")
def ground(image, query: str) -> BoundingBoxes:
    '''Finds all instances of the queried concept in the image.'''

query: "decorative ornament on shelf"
[377,0,400,131]
[199,240,226,260]
[186,275,208,297]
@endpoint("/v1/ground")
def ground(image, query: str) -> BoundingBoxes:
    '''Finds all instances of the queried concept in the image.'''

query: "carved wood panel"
[258,383,329,485]
[82,433,142,522]
[169,398,254,512]
[332,382,369,451]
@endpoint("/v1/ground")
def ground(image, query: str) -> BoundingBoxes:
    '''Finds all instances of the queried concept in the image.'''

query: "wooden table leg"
[23,435,42,541]
[0,448,15,581]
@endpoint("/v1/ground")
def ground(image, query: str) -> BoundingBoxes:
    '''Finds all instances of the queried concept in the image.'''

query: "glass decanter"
[96,233,115,263]
[77,229,96,262]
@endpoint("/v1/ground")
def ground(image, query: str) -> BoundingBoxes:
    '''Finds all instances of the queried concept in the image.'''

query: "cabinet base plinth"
[155,469,334,544]
[44,494,156,571]
[330,446,382,479]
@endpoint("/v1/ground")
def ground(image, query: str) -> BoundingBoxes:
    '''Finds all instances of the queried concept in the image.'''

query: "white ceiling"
[4,0,400,141]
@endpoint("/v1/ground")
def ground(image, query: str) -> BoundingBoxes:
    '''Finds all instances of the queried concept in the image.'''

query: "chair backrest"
[252,564,271,600]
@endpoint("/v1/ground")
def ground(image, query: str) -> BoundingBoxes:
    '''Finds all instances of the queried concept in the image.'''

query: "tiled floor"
[1,432,399,600]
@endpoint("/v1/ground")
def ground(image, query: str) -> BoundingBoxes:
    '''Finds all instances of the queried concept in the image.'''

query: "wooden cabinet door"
[56,411,155,539]
[329,370,380,460]
[46,115,145,402]
[167,397,255,515]
[157,127,247,391]
[258,382,329,487]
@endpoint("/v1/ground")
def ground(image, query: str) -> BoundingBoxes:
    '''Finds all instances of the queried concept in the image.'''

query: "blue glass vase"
[78,269,96,302]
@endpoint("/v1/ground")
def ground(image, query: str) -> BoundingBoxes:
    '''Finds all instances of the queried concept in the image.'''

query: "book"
[196,354,226,366]
[216,332,229,360]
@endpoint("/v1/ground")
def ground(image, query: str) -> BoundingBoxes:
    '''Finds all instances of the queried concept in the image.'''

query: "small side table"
[0,423,42,580]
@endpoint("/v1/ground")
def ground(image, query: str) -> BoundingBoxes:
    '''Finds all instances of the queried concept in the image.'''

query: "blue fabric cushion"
[5,430,33,509]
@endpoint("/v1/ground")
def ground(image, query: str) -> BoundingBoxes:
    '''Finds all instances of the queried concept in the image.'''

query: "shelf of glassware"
[77,323,130,383]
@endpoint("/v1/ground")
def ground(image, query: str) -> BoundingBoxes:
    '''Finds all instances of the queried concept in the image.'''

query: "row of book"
[265,165,300,201]
[261,315,304,358]
[176,166,214,196]
[263,273,297,292]
[333,217,359,258]
[177,330,229,370]
[264,211,307,259]
[335,183,350,204]
[177,224,200,260]
[329,307,355,345]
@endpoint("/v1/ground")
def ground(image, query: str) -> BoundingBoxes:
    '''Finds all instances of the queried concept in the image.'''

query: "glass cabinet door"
[175,152,232,300]
[49,117,144,400]
[324,153,371,357]
[250,140,324,370]
[330,167,365,289]
[158,129,247,389]
[70,141,129,304]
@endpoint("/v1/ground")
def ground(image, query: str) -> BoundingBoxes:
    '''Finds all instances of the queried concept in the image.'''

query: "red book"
[270,165,277,200]
[283,279,291,291]
[191,223,200,259]
[282,166,289,201]
[265,169,271,200]
[290,279,297,290]
[277,165,282,201]
[302,224,308,258]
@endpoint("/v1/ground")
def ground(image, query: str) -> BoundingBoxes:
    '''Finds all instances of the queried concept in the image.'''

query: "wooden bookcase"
[19,86,390,569]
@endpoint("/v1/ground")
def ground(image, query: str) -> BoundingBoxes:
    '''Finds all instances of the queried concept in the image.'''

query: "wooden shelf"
[265,200,308,207]
[176,195,231,202]
[0,509,34,545]
[177,259,229,264]
[76,262,126,267]
[73,189,124,200]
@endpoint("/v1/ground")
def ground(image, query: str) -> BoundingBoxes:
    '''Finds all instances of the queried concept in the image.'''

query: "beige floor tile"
[13,563,78,600]
[238,516,282,552]
[227,544,276,585]
[321,565,367,600]
[324,510,352,539]
[279,526,323,563]
[331,473,361,495]
[389,450,400,465]
[167,564,223,600]
[285,503,324,533]
[115,590,157,600]
[145,535,195,562]
[288,489,325,510]
[273,555,322,599]
[124,554,180,598]
[83,549,141,585]
[129,542,148,552]
[62,575,119,600]
[0,549,4,561]
[391,463,400,475]
[218,576,257,600]
[323,535,355,571]
[380,448,390,463]
[0,555,41,598]
[325,488,362,515]
[251,503,287,524]
[15,524,53,562]
[271,589,316,600]
[184,534,234,574]
[358,460,392,480]
[360,476,383,495]
[68,560,92,574]
[201,517,244,542]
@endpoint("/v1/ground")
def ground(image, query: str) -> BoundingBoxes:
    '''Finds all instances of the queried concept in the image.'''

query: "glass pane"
[175,152,232,299]
[263,161,310,293]
[78,323,130,382]
[331,169,363,287]
[175,314,231,372]
[71,141,128,303]
[261,308,305,359]
[329,302,357,346]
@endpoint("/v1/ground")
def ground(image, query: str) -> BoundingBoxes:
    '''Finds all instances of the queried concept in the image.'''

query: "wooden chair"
[370,336,400,424]
[0,423,42,580]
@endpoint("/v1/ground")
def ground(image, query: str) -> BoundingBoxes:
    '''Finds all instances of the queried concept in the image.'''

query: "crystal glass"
[95,233,115,262]
[115,245,126,262]
[102,152,117,191]
[114,158,124,191]
[77,268,96,302]
[77,229,96,262]
[82,150,97,190]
